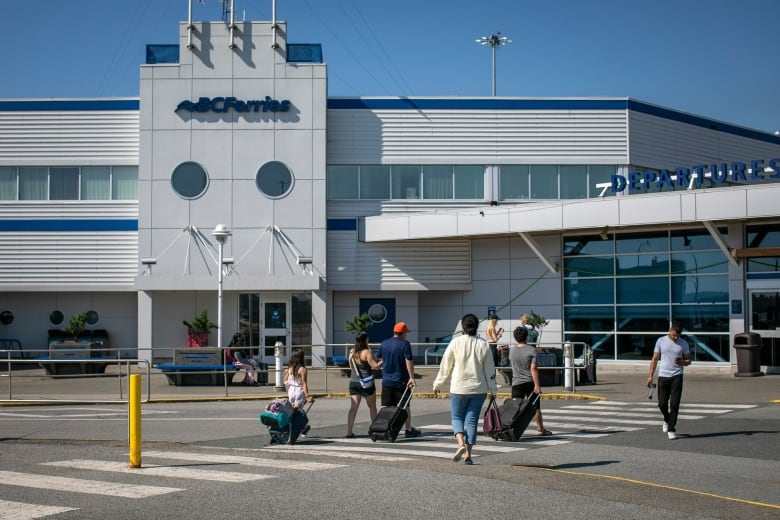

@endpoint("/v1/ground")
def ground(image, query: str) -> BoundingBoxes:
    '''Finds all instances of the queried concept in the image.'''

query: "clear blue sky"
[1,0,778,133]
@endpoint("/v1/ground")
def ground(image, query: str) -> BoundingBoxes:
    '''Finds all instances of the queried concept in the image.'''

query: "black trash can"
[733,332,763,377]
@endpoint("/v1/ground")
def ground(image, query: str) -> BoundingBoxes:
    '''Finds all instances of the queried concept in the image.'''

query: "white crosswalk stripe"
[0,470,182,498]
[0,499,76,520]
[43,459,273,482]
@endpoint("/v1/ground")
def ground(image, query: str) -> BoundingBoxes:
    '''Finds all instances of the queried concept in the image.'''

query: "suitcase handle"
[398,386,414,409]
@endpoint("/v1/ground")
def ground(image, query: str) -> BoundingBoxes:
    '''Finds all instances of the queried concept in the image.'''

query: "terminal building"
[1,11,779,372]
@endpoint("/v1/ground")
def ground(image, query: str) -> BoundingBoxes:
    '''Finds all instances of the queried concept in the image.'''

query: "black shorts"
[380,384,409,408]
[348,381,376,397]
[511,382,541,410]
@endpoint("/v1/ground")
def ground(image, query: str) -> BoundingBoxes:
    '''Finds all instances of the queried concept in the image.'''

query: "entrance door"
[360,298,395,343]
[749,289,780,366]
[261,299,291,364]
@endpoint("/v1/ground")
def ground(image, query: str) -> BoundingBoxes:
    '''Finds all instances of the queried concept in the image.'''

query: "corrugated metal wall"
[0,203,138,290]
[327,109,629,164]
[0,109,139,165]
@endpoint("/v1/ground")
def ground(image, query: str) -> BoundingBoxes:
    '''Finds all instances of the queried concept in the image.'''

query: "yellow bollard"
[129,373,142,468]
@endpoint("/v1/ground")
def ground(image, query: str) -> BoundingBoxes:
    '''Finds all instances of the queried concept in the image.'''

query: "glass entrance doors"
[261,299,291,363]
[750,290,780,367]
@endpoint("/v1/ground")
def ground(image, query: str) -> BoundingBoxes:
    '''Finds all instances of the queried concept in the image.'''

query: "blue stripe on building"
[327,218,357,231]
[0,99,140,111]
[0,220,138,232]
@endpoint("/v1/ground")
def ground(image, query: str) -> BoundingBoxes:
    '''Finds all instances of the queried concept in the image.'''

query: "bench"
[38,342,111,376]
[424,344,448,364]
[157,348,238,386]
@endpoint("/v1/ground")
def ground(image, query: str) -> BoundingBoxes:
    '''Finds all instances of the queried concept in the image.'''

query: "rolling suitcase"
[535,350,559,387]
[264,400,313,445]
[369,387,413,442]
[493,393,540,441]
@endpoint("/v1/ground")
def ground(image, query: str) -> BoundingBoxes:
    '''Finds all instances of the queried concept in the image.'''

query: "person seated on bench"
[227,333,262,385]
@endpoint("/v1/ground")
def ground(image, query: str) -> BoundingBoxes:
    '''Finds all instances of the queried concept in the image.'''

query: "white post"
[563,342,574,391]
[211,224,231,349]
[274,341,285,391]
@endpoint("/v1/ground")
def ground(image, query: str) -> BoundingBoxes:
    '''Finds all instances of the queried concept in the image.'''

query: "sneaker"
[662,422,669,433]
[301,425,310,437]
[667,431,677,440]
[404,427,422,438]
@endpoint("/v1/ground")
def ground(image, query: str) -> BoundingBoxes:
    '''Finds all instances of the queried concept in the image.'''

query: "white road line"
[263,443,507,458]
[566,405,733,414]
[143,450,346,470]
[539,413,663,425]
[0,499,76,519]
[43,460,271,482]
[544,410,705,420]
[560,407,662,417]
[256,449,413,461]
[589,401,757,409]
[327,437,521,453]
[0,470,181,498]
[539,421,644,432]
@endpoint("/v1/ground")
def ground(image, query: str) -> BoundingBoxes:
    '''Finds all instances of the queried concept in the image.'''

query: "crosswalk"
[261,400,757,460]
[1,401,757,518]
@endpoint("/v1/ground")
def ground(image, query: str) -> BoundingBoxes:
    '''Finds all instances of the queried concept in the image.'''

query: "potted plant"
[527,310,549,344]
[345,313,373,335]
[63,312,88,342]
[182,309,218,347]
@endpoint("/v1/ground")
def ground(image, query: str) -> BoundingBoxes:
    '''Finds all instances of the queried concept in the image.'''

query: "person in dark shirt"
[378,322,420,437]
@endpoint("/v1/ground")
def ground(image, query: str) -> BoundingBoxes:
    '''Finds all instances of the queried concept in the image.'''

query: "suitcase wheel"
[371,435,377,442]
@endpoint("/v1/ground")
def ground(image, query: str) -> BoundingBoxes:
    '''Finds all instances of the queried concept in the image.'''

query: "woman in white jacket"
[432,313,498,465]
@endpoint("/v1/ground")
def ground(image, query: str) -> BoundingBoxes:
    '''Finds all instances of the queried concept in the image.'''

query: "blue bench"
[157,348,237,386]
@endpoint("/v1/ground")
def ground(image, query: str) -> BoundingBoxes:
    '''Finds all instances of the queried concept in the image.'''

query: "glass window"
[112,166,138,200]
[671,229,726,251]
[50,167,79,200]
[589,165,618,197]
[0,309,14,325]
[85,310,100,326]
[563,306,614,331]
[564,256,614,277]
[360,165,390,199]
[616,306,670,330]
[564,235,614,256]
[747,223,780,247]
[617,253,670,276]
[454,165,483,199]
[615,232,668,254]
[530,165,557,199]
[670,252,728,275]
[291,293,312,346]
[566,332,614,359]
[617,277,668,304]
[327,165,359,199]
[559,165,588,199]
[171,161,208,199]
[616,333,656,359]
[19,167,48,200]
[672,304,729,332]
[422,165,452,199]
[564,278,614,305]
[499,165,529,200]
[391,165,420,199]
[49,310,64,326]
[238,293,260,348]
[682,334,730,362]
[81,166,110,200]
[671,275,728,303]
[0,167,17,200]
[256,161,293,199]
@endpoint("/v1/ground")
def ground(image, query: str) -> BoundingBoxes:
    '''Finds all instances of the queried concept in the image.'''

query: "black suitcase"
[369,387,413,442]
[535,351,560,387]
[268,400,313,445]
[492,394,539,441]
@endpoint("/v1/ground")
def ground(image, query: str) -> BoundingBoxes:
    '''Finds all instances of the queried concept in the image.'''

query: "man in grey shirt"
[647,325,691,440]
[508,326,552,436]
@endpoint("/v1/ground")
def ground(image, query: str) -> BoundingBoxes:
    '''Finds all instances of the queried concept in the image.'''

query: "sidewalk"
[1,362,778,405]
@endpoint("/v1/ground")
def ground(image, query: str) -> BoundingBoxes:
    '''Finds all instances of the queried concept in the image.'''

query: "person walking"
[647,325,691,440]
[378,322,420,437]
[486,313,505,366]
[432,313,498,465]
[508,326,552,436]
[345,332,382,438]
[284,348,312,408]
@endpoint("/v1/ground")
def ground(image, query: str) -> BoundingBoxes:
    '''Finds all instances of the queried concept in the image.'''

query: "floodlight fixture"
[476,32,512,96]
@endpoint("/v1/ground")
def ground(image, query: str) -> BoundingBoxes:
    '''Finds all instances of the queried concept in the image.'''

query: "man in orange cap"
[377,321,420,437]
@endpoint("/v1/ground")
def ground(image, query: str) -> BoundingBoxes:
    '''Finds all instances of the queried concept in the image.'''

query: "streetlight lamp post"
[476,32,511,96]
[211,224,231,349]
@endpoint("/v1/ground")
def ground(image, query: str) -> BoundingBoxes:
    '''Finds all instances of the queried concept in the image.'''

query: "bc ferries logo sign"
[175,96,291,114]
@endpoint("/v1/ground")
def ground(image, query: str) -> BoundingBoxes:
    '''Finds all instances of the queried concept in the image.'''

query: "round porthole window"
[367,304,388,324]
[49,310,64,326]
[0,310,14,326]
[171,161,209,199]
[85,310,100,327]
[256,161,293,198]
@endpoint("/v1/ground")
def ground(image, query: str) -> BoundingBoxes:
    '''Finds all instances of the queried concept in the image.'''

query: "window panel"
[564,256,614,277]
[530,165,557,199]
[359,165,390,199]
[671,229,727,250]
[50,167,79,200]
[564,278,614,305]
[566,332,614,359]
[616,305,669,330]
[453,165,483,199]
[391,165,421,199]
[499,165,529,200]
[616,277,668,303]
[19,167,48,200]
[617,253,671,276]
[589,165,618,198]
[672,304,729,333]
[564,235,614,256]
[81,166,110,200]
[670,252,728,274]
[615,232,668,254]
[559,165,588,199]
[112,166,138,200]
[0,166,17,200]
[671,275,728,303]
[422,165,452,199]
[563,306,613,331]
[327,165,358,199]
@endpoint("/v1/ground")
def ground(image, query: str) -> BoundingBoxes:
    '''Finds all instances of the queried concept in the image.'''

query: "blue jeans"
[450,393,486,446]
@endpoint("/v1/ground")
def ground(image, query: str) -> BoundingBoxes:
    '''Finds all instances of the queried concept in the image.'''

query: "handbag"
[349,353,375,389]
[482,395,503,437]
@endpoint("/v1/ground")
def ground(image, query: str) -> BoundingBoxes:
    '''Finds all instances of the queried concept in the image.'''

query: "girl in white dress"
[284,348,311,408]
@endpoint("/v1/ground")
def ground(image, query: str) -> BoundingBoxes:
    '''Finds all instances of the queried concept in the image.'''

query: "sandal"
[537,429,553,436]
[344,433,355,438]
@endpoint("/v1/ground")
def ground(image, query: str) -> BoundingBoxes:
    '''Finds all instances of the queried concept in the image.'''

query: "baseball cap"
[393,322,411,334]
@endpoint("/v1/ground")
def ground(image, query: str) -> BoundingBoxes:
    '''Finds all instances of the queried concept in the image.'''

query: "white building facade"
[1,16,779,370]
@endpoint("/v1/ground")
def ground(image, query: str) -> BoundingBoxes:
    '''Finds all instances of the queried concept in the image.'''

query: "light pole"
[211,224,231,349]
[476,32,511,96]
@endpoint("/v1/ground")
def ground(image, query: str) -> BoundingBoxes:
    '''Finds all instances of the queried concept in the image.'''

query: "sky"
[1,0,778,133]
